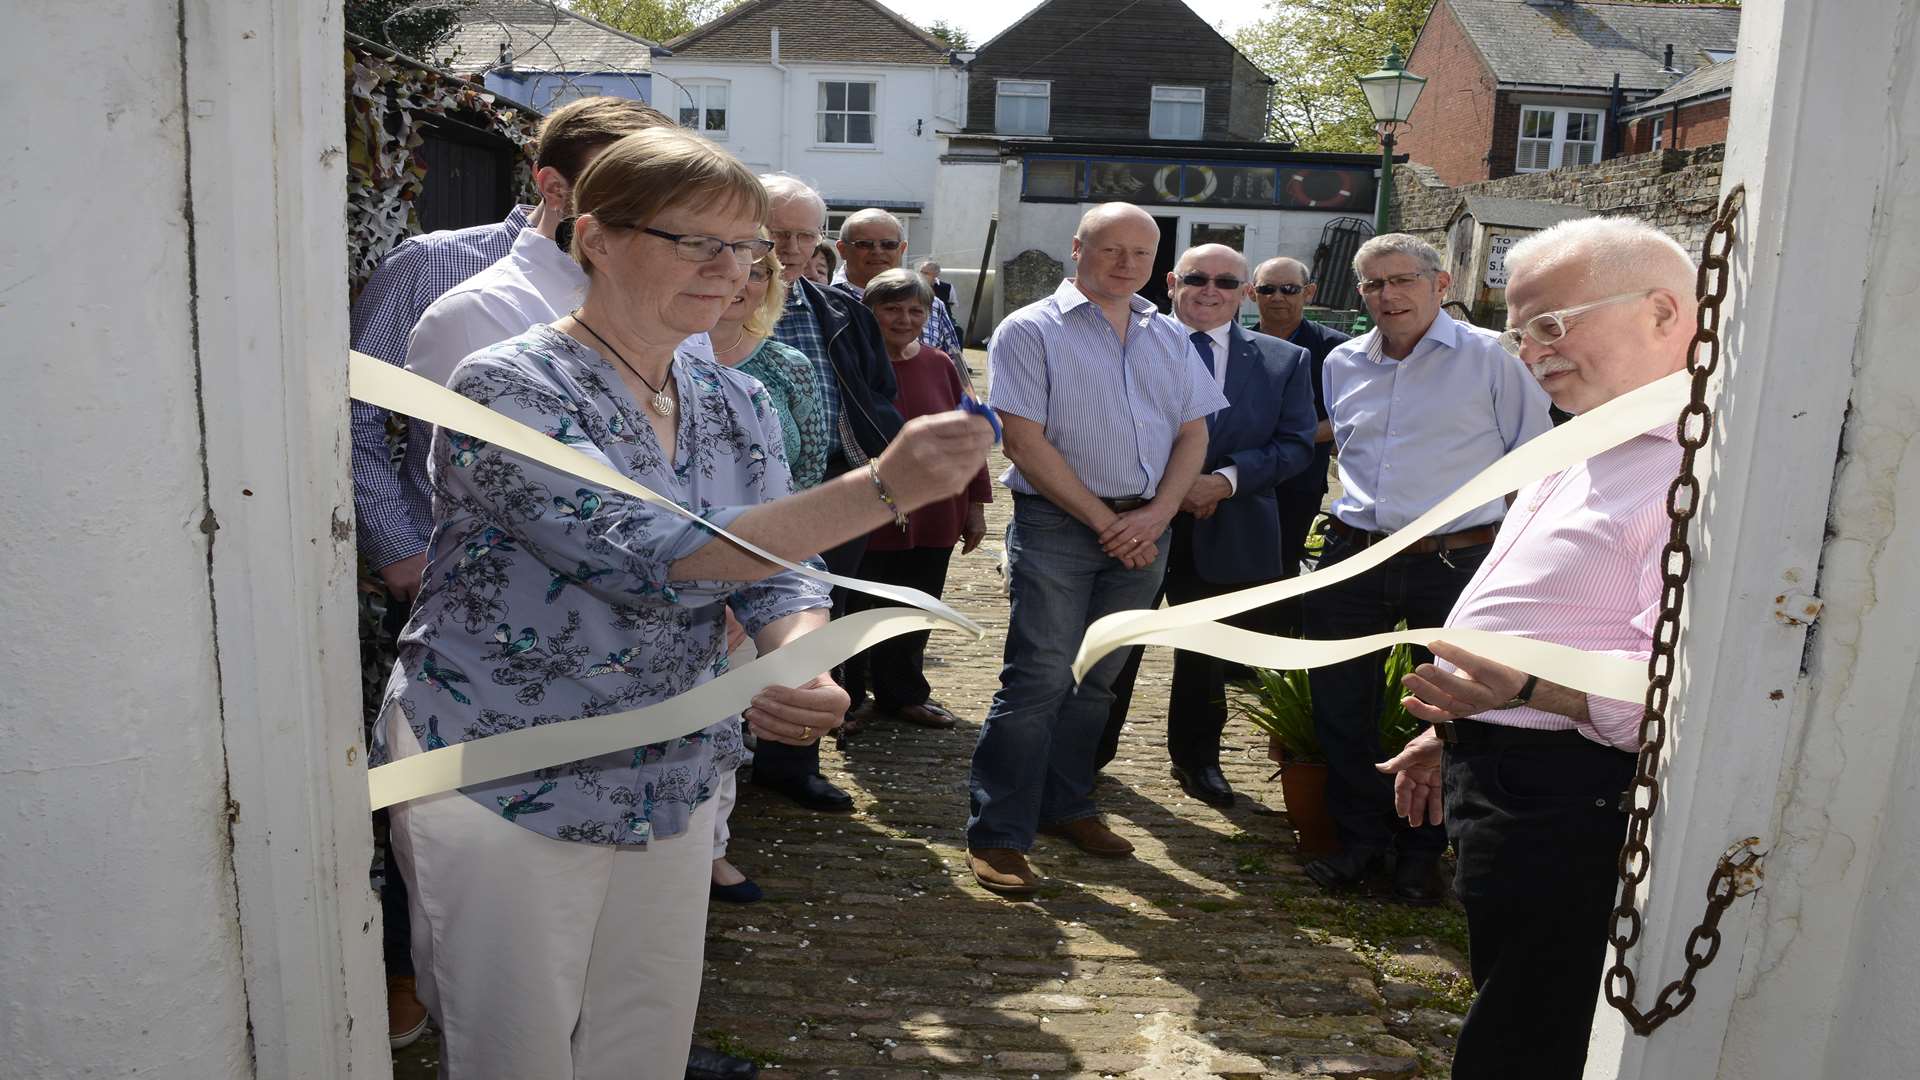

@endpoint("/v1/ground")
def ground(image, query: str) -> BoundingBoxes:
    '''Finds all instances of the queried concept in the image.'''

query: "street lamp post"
[1356,47,1427,235]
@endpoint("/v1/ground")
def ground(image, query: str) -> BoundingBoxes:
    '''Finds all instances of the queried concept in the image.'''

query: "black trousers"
[842,545,953,712]
[1101,514,1279,770]
[753,530,869,782]
[1273,489,1323,635]
[1304,531,1488,860]
[1444,724,1636,1078]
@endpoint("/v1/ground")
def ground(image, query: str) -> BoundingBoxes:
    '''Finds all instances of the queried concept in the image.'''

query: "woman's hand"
[961,502,987,554]
[875,412,994,512]
[744,672,849,746]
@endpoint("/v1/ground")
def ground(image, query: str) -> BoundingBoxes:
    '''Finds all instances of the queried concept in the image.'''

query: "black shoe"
[686,1044,759,1080]
[1391,855,1447,907]
[1303,847,1386,892]
[710,877,764,904]
[1170,763,1235,808]
[752,772,855,812]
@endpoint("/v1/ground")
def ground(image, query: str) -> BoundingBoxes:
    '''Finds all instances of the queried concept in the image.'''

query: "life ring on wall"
[1153,164,1218,204]
[1284,170,1358,208]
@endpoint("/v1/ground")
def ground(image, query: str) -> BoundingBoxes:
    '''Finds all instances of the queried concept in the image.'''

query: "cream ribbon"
[1069,368,1696,700]
[350,352,982,809]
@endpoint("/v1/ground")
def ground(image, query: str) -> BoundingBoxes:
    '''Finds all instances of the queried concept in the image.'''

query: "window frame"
[1650,116,1666,151]
[994,78,1051,136]
[1515,105,1606,172]
[1149,84,1206,141]
[676,79,730,139]
[815,78,881,149]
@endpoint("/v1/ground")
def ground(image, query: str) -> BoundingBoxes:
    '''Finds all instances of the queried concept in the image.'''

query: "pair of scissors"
[958,396,1002,444]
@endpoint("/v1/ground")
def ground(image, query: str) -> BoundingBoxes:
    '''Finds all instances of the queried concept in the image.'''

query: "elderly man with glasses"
[1376,216,1699,1078]
[1304,233,1552,906]
[1252,257,1350,607]
[831,208,967,376]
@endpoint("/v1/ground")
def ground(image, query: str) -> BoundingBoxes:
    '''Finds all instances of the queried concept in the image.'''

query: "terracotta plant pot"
[1269,736,1339,858]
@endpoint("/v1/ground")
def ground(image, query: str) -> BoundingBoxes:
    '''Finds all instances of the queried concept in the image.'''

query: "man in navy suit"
[1101,245,1318,806]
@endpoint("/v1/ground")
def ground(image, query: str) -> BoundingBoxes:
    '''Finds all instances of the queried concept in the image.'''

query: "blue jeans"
[967,494,1170,851]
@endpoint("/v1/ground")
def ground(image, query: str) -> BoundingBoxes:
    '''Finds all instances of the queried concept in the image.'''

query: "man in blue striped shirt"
[968,203,1228,896]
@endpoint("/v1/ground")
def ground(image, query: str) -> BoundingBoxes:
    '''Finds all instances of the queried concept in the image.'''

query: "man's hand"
[745,672,850,746]
[1179,473,1232,520]
[378,552,429,606]
[1378,727,1445,826]
[1401,641,1530,723]
[1097,505,1173,563]
[960,502,987,554]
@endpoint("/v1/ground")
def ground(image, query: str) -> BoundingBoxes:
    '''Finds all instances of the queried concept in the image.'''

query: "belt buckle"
[1430,719,1459,745]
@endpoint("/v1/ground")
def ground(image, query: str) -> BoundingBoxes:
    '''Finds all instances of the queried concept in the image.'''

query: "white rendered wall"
[0,2,252,1075]
[1,1,384,1075]
[1585,1,1920,1077]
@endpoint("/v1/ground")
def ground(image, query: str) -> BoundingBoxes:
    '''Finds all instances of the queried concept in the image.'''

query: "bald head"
[1253,256,1316,336]
[1170,244,1250,333]
[1071,202,1161,308]
[1175,244,1248,278]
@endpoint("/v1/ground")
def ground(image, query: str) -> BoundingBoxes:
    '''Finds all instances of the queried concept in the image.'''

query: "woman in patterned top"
[374,127,993,1079]
[706,245,832,902]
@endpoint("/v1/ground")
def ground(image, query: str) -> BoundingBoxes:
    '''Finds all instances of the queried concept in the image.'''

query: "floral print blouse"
[733,338,830,491]
[371,324,831,846]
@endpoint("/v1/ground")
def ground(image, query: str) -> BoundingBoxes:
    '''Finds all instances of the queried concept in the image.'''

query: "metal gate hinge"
[1772,592,1824,627]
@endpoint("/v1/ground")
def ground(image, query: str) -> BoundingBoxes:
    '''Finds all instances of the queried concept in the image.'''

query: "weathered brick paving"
[395,354,1468,1079]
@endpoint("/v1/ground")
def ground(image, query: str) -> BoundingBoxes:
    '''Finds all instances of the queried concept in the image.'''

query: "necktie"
[1190,330,1215,375]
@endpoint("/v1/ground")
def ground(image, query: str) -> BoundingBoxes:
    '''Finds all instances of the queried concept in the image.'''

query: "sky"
[877,0,1265,50]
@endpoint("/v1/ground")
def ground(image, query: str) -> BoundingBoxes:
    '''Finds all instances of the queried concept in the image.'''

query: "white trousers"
[388,717,714,1080]
[712,770,737,859]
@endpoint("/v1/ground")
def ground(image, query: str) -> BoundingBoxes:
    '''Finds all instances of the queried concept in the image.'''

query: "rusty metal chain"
[1602,184,1764,1036]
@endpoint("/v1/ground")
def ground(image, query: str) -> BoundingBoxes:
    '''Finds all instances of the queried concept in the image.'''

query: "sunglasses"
[846,238,904,252]
[1178,272,1243,290]
[1254,283,1308,297]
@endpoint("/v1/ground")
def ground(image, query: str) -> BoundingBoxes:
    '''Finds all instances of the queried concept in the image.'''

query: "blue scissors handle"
[959,396,1002,444]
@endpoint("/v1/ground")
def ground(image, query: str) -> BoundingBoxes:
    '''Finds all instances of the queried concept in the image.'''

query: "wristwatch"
[1499,674,1539,710]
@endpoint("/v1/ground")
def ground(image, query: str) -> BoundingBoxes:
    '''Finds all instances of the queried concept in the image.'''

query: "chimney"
[1664,44,1675,70]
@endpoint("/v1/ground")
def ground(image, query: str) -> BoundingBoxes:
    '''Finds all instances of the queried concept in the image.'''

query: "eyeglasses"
[1254,282,1308,297]
[845,238,904,253]
[1356,271,1432,295]
[769,228,822,245]
[1497,290,1652,356]
[1178,272,1243,290]
[640,227,775,267]
[747,265,772,284]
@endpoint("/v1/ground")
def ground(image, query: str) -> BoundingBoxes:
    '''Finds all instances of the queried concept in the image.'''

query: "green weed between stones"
[698,1029,783,1067]
[1276,894,1474,1013]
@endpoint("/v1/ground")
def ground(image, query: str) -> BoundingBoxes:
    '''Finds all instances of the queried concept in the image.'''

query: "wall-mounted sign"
[1485,233,1519,289]
[1022,155,1376,213]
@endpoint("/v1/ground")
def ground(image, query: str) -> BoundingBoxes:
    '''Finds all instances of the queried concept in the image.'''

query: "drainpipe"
[770,27,791,172]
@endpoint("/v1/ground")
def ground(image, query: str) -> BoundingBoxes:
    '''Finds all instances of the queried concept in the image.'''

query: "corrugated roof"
[444,0,660,75]
[1619,57,1735,116]
[1455,194,1595,229]
[665,0,954,65]
[1442,0,1740,92]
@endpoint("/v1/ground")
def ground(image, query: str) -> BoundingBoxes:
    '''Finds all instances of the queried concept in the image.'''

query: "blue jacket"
[1189,324,1319,583]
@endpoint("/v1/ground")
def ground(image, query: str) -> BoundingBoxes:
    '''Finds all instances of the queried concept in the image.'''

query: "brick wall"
[1391,144,1726,251]
[1623,99,1732,155]
[1397,0,1498,186]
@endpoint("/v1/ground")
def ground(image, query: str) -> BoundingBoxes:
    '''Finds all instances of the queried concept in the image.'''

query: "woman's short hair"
[568,127,769,275]
[743,247,788,338]
[862,267,933,309]
[535,96,672,183]
[813,239,839,275]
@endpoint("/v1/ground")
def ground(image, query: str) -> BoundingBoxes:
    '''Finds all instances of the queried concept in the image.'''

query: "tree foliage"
[924,19,972,51]
[1235,0,1738,153]
[566,0,745,43]
[346,0,472,60]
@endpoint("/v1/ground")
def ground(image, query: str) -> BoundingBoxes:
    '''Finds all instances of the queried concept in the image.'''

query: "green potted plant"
[1233,644,1421,857]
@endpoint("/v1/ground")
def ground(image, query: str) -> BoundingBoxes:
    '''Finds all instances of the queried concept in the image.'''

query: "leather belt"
[1100,496,1150,513]
[1430,716,1589,747]
[1325,518,1497,557]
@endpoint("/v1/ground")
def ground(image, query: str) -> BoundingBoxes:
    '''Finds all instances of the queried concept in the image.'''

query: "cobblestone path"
[395,354,1470,1079]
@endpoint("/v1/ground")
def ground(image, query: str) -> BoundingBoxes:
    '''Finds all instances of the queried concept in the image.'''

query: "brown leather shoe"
[387,974,429,1049]
[969,847,1039,896]
[892,701,960,729]
[1038,816,1135,858]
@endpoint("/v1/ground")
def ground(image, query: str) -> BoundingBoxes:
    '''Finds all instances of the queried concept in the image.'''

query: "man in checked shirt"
[1377,217,1700,1078]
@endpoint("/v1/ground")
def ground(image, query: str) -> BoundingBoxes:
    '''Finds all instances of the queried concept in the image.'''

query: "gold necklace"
[572,313,675,418]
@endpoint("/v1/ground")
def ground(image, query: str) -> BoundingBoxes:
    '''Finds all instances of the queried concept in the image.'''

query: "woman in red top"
[843,268,992,734]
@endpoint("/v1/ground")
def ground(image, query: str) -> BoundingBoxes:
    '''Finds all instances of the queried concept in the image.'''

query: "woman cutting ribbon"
[372,127,992,1079]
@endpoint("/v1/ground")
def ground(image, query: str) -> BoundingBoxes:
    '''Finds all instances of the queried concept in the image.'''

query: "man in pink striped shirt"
[1376,216,1699,1078]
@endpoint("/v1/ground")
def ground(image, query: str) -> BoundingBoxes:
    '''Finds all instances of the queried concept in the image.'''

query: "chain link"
[1602,185,1761,1036]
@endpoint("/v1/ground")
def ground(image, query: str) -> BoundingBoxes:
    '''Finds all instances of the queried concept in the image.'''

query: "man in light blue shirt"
[968,203,1228,896]
[1305,233,1552,905]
